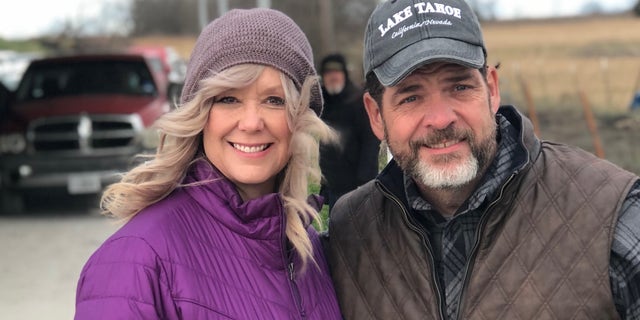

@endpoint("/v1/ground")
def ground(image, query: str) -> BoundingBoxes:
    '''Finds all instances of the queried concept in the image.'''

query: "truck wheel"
[0,191,23,215]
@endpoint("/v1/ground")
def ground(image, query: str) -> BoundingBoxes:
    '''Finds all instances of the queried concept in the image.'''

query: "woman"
[75,8,342,319]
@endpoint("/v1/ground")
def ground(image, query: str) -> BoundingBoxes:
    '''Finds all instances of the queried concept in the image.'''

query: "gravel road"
[0,209,118,320]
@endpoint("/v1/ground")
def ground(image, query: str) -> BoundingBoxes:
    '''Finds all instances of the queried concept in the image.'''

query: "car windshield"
[15,59,158,102]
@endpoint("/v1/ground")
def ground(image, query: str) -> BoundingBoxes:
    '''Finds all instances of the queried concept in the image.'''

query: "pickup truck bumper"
[0,153,138,195]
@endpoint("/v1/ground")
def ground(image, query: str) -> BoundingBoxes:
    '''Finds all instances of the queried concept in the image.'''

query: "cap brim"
[374,37,485,87]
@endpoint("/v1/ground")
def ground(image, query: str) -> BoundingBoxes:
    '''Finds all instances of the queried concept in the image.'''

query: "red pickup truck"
[0,53,171,213]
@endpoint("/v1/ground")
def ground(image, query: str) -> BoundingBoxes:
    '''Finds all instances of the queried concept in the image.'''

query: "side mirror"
[167,82,183,110]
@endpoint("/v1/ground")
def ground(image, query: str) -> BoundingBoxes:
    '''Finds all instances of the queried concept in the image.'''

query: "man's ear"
[363,92,385,141]
[486,66,501,113]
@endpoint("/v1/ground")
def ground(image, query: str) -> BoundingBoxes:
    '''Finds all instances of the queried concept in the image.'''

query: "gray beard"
[386,121,497,190]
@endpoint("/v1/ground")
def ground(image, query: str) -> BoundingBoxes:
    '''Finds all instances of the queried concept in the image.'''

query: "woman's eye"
[214,96,237,104]
[266,96,285,106]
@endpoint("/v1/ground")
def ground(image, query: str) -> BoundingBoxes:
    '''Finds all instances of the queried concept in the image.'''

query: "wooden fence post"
[600,57,613,108]
[578,90,605,158]
[517,73,541,137]
[573,63,605,158]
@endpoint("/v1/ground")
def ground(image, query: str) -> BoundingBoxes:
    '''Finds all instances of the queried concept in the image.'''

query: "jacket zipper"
[455,115,534,320]
[279,201,306,320]
[377,181,446,320]
[288,261,306,319]
[455,173,518,320]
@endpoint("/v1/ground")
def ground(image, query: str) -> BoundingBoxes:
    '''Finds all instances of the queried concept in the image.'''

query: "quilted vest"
[327,110,637,320]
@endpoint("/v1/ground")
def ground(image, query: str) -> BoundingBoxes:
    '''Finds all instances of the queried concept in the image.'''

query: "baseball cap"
[363,0,486,86]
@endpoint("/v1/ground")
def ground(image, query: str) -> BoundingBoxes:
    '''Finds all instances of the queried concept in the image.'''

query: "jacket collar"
[182,158,285,240]
[498,105,541,166]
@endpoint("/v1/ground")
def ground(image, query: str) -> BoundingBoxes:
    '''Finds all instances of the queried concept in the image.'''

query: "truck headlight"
[0,133,27,154]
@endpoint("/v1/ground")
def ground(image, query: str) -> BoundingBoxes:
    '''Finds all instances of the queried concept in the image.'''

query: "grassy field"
[482,14,640,113]
[480,14,640,175]
[132,14,640,179]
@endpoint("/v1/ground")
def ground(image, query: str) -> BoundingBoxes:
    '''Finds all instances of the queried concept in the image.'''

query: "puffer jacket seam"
[100,235,172,291]
[333,189,377,318]
[169,297,235,318]
[346,184,407,318]
[76,295,155,306]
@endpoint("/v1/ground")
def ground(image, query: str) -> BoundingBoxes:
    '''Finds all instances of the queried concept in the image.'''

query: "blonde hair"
[101,64,335,268]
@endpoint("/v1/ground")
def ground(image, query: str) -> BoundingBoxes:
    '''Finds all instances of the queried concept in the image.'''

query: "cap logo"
[378,2,462,38]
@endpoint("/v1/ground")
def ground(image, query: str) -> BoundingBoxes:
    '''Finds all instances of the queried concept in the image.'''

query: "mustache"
[409,125,471,149]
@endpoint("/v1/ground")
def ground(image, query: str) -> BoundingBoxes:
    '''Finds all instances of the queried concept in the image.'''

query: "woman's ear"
[363,92,385,141]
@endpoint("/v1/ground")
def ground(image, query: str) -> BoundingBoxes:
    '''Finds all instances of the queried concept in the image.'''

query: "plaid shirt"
[404,115,640,319]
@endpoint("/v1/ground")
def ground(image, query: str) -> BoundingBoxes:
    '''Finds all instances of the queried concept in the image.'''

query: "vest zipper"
[377,181,446,320]
[455,173,518,320]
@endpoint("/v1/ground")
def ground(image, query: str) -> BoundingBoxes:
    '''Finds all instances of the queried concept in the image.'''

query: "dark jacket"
[325,106,637,319]
[76,159,342,319]
[319,78,379,198]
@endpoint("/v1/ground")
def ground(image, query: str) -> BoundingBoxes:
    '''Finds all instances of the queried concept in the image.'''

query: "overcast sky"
[491,0,635,19]
[0,0,636,40]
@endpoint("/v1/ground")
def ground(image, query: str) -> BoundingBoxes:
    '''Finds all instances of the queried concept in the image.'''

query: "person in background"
[75,8,342,320]
[631,91,640,110]
[325,0,640,319]
[0,81,9,119]
[319,53,380,212]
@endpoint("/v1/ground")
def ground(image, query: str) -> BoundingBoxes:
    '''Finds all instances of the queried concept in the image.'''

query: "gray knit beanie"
[180,8,323,116]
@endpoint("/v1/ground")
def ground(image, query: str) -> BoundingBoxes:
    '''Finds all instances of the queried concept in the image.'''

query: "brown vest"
[327,142,637,320]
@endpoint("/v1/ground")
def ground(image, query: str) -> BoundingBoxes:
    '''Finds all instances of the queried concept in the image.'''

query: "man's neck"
[417,184,475,217]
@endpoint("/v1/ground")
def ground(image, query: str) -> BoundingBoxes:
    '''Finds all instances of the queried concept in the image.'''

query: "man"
[318,53,380,212]
[325,0,640,319]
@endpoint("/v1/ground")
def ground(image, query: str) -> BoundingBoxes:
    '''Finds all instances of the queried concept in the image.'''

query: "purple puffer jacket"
[75,160,342,319]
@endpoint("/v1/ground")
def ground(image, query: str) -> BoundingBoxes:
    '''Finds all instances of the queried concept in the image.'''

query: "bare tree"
[131,0,202,35]
[39,1,133,54]
[581,1,604,15]
[318,0,337,56]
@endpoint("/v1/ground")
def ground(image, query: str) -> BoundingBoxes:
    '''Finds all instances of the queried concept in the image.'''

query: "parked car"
[0,53,170,213]
[127,45,186,106]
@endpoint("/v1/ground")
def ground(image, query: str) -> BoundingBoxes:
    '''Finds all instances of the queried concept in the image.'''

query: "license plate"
[67,174,101,194]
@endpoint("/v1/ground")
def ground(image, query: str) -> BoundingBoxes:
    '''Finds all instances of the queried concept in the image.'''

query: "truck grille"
[28,114,144,155]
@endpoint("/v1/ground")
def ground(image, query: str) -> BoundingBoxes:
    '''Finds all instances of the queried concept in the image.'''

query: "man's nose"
[421,96,457,130]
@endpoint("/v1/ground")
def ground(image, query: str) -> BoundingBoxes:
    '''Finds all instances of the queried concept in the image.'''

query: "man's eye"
[266,96,286,106]
[454,84,471,91]
[400,95,418,104]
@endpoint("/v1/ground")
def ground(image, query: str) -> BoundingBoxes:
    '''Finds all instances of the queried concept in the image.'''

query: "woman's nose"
[237,103,265,132]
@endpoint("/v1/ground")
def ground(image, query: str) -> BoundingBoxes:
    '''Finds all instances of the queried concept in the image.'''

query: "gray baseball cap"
[364,0,486,86]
